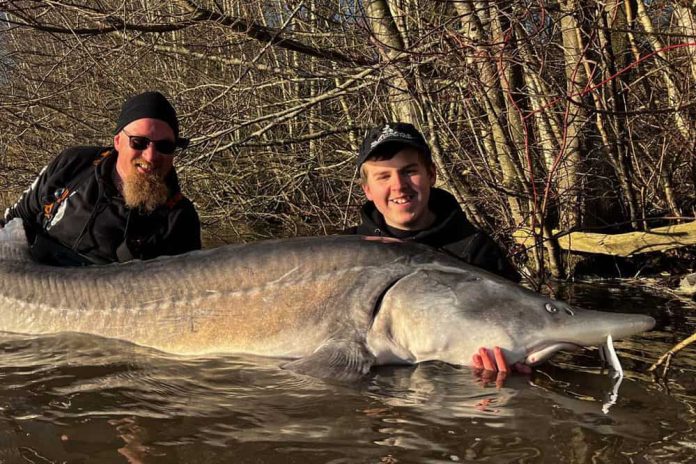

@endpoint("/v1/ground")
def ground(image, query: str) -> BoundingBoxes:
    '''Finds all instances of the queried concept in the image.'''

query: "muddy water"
[0,280,693,463]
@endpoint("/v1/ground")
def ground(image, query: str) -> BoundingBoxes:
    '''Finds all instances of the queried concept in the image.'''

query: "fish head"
[371,267,655,367]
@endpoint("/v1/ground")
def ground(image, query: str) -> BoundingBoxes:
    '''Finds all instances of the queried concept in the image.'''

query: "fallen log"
[514,221,696,257]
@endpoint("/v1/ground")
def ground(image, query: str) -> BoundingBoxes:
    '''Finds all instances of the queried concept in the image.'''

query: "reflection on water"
[0,281,694,463]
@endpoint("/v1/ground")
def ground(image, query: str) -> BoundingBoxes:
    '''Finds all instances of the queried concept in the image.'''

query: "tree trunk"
[453,1,526,227]
[364,0,416,122]
[557,0,587,232]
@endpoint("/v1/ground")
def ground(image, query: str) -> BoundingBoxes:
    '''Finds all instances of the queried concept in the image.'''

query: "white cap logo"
[370,124,415,149]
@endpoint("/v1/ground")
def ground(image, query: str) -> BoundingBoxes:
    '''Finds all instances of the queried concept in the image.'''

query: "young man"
[347,122,520,282]
[346,123,527,377]
[1,91,201,265]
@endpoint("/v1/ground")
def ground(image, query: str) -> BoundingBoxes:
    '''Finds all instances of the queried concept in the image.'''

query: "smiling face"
[114,118,176,182]
[113,118,175,212]
[361,147,437,231]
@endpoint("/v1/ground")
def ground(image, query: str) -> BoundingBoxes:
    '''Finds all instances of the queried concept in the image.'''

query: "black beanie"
[114,91,188,148]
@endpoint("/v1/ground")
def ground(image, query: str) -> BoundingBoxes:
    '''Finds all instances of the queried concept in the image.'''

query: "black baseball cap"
[357,122,431,168]
[114,91,189,148]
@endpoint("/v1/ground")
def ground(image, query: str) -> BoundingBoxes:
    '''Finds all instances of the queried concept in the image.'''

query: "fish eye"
[545,303,558,314]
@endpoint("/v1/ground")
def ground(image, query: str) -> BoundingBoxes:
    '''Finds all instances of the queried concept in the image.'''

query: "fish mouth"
[523,314,656,365]
[525,342,582,365]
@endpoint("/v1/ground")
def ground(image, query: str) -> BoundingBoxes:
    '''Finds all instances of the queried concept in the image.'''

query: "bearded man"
[1,91,201,265]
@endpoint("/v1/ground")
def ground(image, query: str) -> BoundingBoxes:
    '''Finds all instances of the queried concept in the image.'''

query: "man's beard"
[121,169,169,213]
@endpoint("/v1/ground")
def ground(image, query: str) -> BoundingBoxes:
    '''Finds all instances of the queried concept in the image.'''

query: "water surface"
[0,280,694,463]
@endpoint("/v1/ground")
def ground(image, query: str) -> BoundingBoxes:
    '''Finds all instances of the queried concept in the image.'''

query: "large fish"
[0,219,654,380]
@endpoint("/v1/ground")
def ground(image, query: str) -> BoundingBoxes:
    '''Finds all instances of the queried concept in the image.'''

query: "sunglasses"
[121,129,178,155]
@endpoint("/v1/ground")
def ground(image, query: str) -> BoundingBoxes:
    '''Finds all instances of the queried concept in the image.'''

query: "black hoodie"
[345,188,520,281]
[2,146,201,265]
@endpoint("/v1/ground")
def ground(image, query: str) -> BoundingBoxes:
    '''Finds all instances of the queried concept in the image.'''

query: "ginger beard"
[114,119,176,213]
[120,161,169,213]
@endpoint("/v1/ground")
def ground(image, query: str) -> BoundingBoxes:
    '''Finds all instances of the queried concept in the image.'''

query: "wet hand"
[472,346,532,388]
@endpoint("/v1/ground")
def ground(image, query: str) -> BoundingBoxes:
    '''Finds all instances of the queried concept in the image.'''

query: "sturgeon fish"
[0,219,654,380]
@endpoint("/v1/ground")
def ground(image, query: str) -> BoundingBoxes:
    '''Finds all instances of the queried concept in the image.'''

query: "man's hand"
[472,346,532,388]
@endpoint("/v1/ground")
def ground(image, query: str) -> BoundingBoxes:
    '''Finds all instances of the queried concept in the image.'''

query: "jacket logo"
[46,190,78,231]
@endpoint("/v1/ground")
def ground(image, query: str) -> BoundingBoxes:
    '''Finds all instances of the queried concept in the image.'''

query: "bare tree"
[1,0,694,279]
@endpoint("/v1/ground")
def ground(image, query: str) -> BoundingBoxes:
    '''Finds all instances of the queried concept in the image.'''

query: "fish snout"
[525,312,655,365]
[611,314,656,339]
[564,308,656,343]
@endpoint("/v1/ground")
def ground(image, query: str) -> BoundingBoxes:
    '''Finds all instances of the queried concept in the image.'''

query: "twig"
[649,331,696,378]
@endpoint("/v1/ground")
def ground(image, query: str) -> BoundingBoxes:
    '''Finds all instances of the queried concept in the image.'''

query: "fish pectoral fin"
[281,339,375,381]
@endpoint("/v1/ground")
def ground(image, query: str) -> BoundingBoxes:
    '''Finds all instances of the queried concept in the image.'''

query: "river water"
[0,280,694,463]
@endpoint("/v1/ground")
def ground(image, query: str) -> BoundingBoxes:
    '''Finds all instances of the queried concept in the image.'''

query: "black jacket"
[1,146,201,265]
[345,188,520,281]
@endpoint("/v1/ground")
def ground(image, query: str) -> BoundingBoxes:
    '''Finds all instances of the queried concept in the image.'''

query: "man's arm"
[2,164,51,233]
[2,149,91,234]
